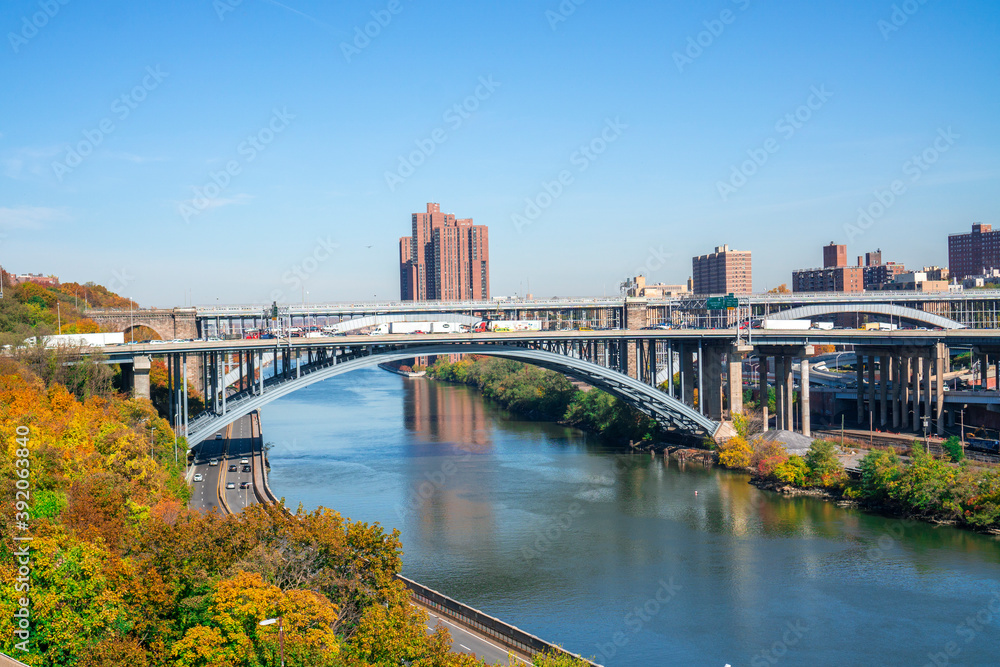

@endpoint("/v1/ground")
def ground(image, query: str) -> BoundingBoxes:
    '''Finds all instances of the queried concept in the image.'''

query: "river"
[263,367,1000,666]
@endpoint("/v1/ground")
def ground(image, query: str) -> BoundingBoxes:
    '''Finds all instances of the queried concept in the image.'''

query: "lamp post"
[259,617,285,667]
[922,415,931,453]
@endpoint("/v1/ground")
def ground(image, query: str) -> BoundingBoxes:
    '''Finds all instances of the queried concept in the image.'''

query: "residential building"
[949,223,1000,280]
[9,273,59,288]
[882,271,950,293]
[792,266,864,293]
[863,262,906,289]
[792,243,863,293]
[692,245,752,295]
[625,275,692,298]
[399,203,490,301]
[823,242,847,268]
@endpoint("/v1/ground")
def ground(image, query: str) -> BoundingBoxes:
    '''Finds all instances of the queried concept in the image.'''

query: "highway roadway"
[188,424,229,513]
[223,414,256,512]
[421,605,530,666]
[188,414,256,513]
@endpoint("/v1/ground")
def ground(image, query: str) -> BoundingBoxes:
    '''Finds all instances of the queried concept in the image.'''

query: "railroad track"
[813,429,1000,464]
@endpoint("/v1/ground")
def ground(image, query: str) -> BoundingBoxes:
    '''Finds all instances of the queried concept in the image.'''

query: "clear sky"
[2,0,998,306]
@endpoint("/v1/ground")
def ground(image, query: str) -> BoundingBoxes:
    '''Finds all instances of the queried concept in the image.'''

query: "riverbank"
[424,355,659,445]
[717,426,1000,534]
[377,361,426,378]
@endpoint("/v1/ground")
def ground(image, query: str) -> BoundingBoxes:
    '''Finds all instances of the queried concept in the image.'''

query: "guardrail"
[397,575,601,666]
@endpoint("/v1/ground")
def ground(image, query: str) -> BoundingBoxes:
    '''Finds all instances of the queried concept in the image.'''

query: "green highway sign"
[707,294,739,310]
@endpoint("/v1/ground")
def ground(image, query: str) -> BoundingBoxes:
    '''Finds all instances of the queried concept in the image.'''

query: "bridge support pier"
[132,355,151,400]
[800,356,810,437]
[758,353,768,432]
[726,345,750,420]
[935,343,945,437]
[879,354,889,427]
[682,345,696,410]
[856,359,864,425]
[911,355,921,433]
[891,354,903,429]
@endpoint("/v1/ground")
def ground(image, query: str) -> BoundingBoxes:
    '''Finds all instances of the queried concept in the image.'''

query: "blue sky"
[2,0,998,306]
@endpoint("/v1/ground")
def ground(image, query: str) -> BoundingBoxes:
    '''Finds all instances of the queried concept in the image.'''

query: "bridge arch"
[186,343,723,447]
[768,303,964,329]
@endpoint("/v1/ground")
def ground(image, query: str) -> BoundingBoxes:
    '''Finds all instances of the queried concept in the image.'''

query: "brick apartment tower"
[823,242,847,268]
[399,203,490,301]
[949,223,1000,280]
[692,244,752,295]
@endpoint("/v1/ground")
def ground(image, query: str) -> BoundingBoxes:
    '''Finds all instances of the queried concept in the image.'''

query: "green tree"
[942,436,965,462]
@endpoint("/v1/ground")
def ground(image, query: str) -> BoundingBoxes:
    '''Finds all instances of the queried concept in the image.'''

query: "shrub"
[718,435,752,469]
[773,456,809,486]
[942,436,965,462]
[804,439,845,487]
[752,440,789,478]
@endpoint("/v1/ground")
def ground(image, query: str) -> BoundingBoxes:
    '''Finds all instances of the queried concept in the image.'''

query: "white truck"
[760,319,812,331]
[38,332,126,348]
[473,320,543,332]
[369,321,462,335]
[811,322,834,331]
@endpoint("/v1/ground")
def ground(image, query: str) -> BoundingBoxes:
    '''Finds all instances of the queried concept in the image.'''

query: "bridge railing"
[397,575,601,666]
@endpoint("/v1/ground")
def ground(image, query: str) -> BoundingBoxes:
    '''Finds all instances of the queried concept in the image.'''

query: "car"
[215,433,224,440]
[228,464,237,472]
[239,481,251,489]
[208,459,219,466]
[226,482,236,489]
[193,473,203,482]
[240,458,250,465]
[242,465,252,473]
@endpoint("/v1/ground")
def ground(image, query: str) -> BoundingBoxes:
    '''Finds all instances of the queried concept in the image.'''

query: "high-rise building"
[823,242,847,268]
[399,203,490,301]
[692,244,752,295]
[949,223,1000,280]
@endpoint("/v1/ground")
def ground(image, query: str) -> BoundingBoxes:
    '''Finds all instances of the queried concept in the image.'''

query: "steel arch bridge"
[184,343,723,447]
[768,303,964,329]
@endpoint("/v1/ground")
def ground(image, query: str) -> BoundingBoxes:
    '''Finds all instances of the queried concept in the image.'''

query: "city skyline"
[2,1,998,306]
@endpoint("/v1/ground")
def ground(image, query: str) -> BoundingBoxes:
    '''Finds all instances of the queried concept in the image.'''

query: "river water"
[263,368,1000,666]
